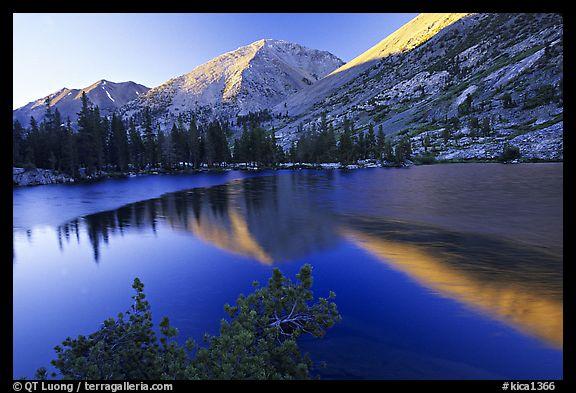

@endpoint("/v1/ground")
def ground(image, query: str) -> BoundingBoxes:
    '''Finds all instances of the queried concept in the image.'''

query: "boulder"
[13,167,74,186]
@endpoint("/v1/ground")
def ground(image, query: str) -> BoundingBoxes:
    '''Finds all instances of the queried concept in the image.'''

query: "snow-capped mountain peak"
[120,39,344,126]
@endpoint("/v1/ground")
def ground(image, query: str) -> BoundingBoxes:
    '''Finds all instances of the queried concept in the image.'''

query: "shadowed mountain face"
[13,80,150,127]
[53,171,562,348]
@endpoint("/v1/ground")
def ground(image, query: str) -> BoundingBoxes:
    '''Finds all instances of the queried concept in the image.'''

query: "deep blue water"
[13,164,563,379]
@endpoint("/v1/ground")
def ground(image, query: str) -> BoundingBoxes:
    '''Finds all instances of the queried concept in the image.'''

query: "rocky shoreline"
[13,154,562,187]
[13,167,75,187]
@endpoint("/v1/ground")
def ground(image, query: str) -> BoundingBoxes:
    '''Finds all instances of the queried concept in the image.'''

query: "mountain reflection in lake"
[14,164,563,379]
[57,175,339,264]
[342,217,562,348]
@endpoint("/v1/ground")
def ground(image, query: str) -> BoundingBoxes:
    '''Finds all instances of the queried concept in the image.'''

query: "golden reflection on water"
[342,226,563,348]
[160,177,337,264]
[186,207,273,265]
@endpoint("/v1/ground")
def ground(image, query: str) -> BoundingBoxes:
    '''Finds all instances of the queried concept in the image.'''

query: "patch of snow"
[319,163,340,169]
[105,89,115,102]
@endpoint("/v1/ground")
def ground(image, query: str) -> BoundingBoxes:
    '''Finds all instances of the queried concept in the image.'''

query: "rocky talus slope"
[271,13,563,161]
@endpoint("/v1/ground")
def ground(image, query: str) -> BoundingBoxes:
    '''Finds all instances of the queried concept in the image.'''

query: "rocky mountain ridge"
[118,39,344,130]
[13,80,150,126]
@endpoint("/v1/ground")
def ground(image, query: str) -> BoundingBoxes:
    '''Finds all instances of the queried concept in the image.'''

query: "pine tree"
[199,128,206,167]
[338,119,355,165]
[188,117,200,168]
[270,129,285,164]
[376,125,386,160]
[442,127,452,144]
[25,117,39,168]
[142,108,157,168]
[235,123,252,164]
[41,266,340,380]
[469,116,480,138]
[43,97,54,133]
[288,142,297,163]
[204,121,230,166]
[77,92,98,173]
[481,117,491,136]
[159,129,175,169]
[251,127,268,165]
[52,108,66,171]
[383,137,394,162]
[325,122,337,162]
[61,118,78,176]
[128,118,144,170]
[110,114,129,171]
[13,120,25,166]
[366,124,376,159]
[95,109,107,169]
[394,136,412,164]
[170,123,183,168]
[356,131,366,160]
[422,134,432,152]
